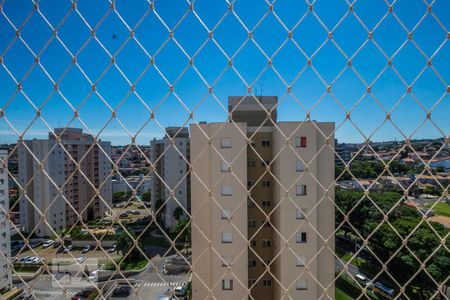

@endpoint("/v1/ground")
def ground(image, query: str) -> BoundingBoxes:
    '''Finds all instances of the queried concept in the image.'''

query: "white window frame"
[222,232,233,243]
[296,184,306,196]
[296,208,306,219]
[221,161,230,172]
[296,161,305,172]
[222,256,233,267]
[221,137,232,148]
[221,208,232,220]
[221,186,232,196]
[296,232,307,243]
[222,279,233,290]
[296,280,307,290]
[296,256,307,267]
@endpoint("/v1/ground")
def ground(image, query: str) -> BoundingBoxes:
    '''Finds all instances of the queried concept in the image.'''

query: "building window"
[222,279,233,290]
[247,160,256,168]
[295,136,307,148]
[296,280,307,290]
[248,199,256,207]
[247,180,255,189]
[222,256,233,267]
[248,220,256,228]
[222,232,233,243]
[296,185,306,196]
[296,161,305,172]
[221,186,232,196]
[248,260,257,267]
[262,200,271,207]
[251,239,256,247]
[261,160,270,167]
[249,279,257,287]
[221,138,232,148]
[263,279,272,287]
[262,140,271,147]
[262,180,271,187]
[296,257,307,267]
[296,232,307,243]
[262,239,271,247]
[0,179,3,184]
[296,208,306,219]
[0,190,4,196]
[221,161,230,172]
[221,208,232,220]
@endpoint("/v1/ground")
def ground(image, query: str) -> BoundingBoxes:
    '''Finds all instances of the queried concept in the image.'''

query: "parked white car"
[42,240,54,248]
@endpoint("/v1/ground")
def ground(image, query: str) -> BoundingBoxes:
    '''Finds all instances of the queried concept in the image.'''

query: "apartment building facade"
[150,127,190,229]
[0,150,12,290]
[191,96,335,299]
[18,128,112,237]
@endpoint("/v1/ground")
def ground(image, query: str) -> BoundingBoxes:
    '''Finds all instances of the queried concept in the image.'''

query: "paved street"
[16,254,190,299]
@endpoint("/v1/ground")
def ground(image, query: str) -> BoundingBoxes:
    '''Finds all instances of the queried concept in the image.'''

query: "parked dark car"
[109,285,132,299]
[71,290,93,300]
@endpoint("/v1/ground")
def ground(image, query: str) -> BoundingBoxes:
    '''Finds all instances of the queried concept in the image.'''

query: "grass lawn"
[336,287,354,300]
[426,202,450,217]
[336,276,379,300]
[336,248,367,267]
[13,264,41,273]
[105,257,148,271]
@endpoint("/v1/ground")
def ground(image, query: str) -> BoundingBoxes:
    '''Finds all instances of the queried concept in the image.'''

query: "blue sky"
[0,0,449,145]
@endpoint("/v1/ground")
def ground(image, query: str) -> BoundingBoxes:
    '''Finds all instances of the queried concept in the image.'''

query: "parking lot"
[14,243,120,268]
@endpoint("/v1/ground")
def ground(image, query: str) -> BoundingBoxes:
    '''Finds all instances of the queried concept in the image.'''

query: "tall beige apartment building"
[18,128,112,237]
[191,96,335,299]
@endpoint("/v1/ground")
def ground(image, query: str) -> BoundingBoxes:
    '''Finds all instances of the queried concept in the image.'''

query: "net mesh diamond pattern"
[0,0,449,299]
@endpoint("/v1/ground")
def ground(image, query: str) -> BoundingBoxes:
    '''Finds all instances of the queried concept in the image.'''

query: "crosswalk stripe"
[32,289,78,296]
[135,282,185,288]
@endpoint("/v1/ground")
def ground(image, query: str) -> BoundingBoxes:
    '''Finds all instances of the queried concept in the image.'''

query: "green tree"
[336,188,450,299]
[173,218,191,245]
[173,207,183,220]
[141,191,151,203]
[116,232,143,263]
[112,191,131,204]
[155,199,166,225]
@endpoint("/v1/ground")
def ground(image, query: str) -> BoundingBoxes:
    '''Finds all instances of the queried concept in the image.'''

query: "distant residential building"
[415,173,450,187]
[335,141,358,167]
[112,174,151,195]
[18,128,112,237]
[150,127,190,229]
[0,150,12,290]
[379,176,412,190]
[427,157,450,172]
